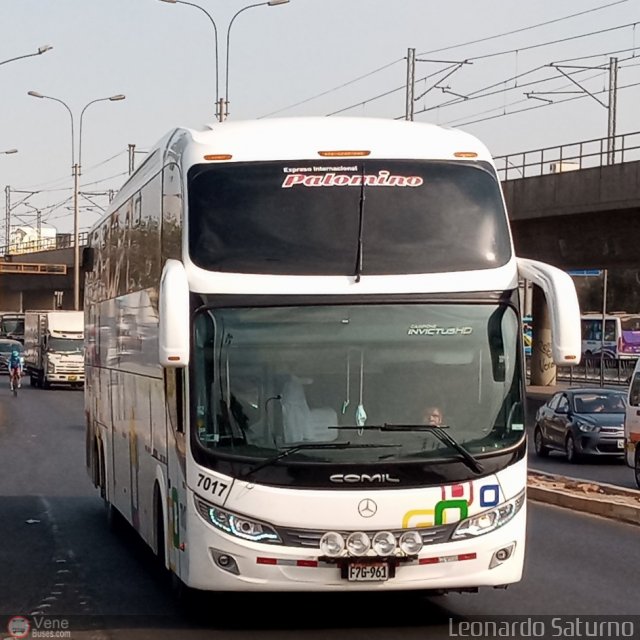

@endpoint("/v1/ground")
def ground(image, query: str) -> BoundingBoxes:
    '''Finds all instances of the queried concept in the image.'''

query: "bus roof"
[180,117,495,163]
[103,117,497,218]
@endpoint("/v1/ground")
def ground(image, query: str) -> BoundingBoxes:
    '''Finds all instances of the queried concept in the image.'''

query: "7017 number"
[197,473,228,498]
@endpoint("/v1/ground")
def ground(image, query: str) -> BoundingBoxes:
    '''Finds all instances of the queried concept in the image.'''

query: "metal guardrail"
[0,231,88,257]
[528,356,636,387]
[494,131,640,181]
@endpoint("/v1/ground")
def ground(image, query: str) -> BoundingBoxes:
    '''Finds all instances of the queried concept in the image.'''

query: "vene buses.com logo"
[7,615,30,639]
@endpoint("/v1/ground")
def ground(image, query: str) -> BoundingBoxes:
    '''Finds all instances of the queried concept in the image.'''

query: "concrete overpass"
[0,233,87,310]
[496,130,640,269]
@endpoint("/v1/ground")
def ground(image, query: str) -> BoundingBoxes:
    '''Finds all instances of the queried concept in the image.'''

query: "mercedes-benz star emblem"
[358,498,377,518]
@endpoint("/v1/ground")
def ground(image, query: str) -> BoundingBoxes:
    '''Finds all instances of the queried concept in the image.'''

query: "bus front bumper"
[182,504,526,592]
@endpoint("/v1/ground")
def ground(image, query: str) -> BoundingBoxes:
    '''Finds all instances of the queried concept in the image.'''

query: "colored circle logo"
[7,616,30,638]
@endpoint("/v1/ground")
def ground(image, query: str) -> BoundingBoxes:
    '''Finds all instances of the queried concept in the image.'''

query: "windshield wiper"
[331,424,484,474]
[239,442,395,481]
[354,165,366,283]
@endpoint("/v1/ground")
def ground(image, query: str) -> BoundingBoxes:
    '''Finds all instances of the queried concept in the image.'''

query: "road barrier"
[528,470,640,526]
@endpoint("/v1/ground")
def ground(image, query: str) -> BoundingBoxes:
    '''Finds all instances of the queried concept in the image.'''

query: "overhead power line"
[326,20,639,119]
[442,79,640,129]
[416,0,631,57]
[261,0,630,118]
[259,57,404,118]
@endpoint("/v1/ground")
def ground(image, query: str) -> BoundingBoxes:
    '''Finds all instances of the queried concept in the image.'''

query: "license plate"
[617,439,624,449]
[68,376,77,381]
[347,563,389,582]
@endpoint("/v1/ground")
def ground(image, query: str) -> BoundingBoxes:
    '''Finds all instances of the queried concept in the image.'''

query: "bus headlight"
[194,496,281,544]
[319,531,345,557]
[452,490,525,539]
[399,530,423,555]
[372,531,397,556]
[346,532,371,556]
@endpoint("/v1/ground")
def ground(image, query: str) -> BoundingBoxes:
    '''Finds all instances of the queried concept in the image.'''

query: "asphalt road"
[1,385,640,639]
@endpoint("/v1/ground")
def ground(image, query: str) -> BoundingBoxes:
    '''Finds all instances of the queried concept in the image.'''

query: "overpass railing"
[0,231,89,258]
[495,130,640,181]
[528,356,636,387]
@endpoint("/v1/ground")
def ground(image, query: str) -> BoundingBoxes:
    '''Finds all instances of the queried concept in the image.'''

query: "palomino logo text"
[329,473,400,484]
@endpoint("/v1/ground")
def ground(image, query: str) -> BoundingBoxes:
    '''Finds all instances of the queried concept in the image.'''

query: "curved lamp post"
[224,0,289,120]
[159,0,289,121]
[28,91,126,310]
[1,149,18,250]
[158,0,220,120]
[0,45,53,67]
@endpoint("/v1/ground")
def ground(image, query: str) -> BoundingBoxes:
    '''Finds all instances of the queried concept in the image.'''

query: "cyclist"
[8,349,23,391]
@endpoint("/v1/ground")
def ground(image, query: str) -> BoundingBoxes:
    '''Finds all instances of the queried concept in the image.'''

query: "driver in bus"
[423,405,444,426]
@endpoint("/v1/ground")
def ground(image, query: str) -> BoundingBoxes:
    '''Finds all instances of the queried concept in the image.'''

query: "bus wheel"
[106,501,124,534]
[634,448,640,490]
[171,573,207,616]
[154,487,166,569]
[98,446,106,501]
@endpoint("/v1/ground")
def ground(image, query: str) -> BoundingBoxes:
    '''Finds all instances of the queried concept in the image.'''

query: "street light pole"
[75,95,125,310]
[224,0,289,120]
[158,0,220,120]
[28,91,125,310]
[1,150,18,250]
[0,45,53,67]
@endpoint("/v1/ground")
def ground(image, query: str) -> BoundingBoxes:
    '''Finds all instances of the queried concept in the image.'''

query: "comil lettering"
[281,170,424,189]
[330,473,401,484]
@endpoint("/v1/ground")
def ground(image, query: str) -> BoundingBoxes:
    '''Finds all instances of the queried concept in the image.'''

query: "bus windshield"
[187,160,511,275]
[192,303,523,468]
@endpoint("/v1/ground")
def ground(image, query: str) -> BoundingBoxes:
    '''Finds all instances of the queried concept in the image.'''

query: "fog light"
[372,531,396,556]
[319,531,345,557]
[211,549,240,575]
[490,543,516,569]
[399,531,423,555]
[346,532,371,556]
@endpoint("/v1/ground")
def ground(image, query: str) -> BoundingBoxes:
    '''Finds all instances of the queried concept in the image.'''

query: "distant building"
[9,226,57,254]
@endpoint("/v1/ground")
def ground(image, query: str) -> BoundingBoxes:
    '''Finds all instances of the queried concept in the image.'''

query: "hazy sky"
[1,0,639,238]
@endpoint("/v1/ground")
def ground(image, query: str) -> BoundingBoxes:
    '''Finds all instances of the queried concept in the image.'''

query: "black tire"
[106,501,125,534]
[42,375,50,389]
[97,445,106,501]
[565,433,581,463]
[154,487,166,569]
[29,375,36,387]
[533,426,550,458]
[634,448,640,490]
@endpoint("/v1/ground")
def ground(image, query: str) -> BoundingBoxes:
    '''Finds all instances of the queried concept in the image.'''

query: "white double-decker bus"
[84,117,580,594]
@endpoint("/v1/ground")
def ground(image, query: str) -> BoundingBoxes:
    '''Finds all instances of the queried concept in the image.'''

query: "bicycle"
[9,368,21,397]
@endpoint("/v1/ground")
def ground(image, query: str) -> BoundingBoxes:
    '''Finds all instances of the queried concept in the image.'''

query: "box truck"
[24,311,84,388]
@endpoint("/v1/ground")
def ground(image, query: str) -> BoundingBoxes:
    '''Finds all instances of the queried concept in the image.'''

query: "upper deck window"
[187,159,511,275]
